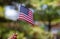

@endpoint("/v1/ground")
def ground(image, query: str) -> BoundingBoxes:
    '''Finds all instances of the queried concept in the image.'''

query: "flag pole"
[14,0,23,32]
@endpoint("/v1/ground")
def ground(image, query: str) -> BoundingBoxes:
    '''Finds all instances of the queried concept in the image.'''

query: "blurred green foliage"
[0,24,53,39]
[0,0,60,39]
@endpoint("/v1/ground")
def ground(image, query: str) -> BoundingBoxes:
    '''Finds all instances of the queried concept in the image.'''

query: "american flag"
[18,5,34,25]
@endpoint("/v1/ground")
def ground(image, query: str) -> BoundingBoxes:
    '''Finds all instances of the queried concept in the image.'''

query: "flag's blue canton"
[20,6,29,15]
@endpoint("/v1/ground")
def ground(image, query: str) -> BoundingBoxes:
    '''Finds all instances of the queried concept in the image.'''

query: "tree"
[39,5,60,31]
